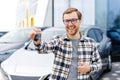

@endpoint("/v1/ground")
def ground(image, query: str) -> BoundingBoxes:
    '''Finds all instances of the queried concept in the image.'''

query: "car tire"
[106,55,112,72]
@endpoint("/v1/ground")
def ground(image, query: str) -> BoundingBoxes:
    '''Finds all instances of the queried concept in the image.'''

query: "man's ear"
[79,19,82,23]
[79,20,82,25]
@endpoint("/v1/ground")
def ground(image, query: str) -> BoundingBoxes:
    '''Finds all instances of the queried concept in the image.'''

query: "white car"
[1,26,112,80]
[1,27,66,80]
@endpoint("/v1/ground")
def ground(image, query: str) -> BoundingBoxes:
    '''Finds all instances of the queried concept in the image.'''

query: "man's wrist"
[33,40,40,46]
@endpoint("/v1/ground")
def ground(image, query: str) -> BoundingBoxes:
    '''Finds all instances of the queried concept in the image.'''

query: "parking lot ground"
[99,62,120,80]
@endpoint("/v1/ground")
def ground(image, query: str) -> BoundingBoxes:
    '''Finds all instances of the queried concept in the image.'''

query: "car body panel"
[1,48,54,77]
[0,43,23,52]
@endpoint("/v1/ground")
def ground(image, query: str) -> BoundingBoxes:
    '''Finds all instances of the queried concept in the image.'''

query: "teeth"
[69,29,73,31]
[69,27,74,30]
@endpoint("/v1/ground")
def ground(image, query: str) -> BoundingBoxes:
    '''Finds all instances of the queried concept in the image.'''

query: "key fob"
[34,33,41,41]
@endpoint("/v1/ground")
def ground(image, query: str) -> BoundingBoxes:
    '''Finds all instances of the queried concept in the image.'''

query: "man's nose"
[68,21,73,25]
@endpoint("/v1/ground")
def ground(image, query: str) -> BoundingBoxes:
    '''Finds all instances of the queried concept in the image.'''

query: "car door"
[94,29,109,58]
[87,28,105,58]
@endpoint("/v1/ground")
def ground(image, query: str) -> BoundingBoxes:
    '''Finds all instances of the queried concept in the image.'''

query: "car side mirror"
[24,40,32,50]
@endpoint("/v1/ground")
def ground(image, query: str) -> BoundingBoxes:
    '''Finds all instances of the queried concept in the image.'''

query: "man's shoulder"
[83,36,96,42]
[53,34,66,39]
[53,34,63,39]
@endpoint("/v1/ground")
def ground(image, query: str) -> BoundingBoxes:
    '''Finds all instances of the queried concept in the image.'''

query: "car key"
[34,33,41,41]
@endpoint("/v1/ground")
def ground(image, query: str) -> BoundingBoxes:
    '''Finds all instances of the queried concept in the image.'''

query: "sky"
[0,0,17,31]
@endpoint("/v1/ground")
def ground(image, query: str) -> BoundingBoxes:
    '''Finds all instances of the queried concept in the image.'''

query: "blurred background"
[1,0,120,59]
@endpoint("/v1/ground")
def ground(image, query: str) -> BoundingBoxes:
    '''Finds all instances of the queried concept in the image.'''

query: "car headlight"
[0,49,17,55]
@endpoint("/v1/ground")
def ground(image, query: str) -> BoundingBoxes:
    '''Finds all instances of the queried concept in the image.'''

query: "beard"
[66,24,79,36]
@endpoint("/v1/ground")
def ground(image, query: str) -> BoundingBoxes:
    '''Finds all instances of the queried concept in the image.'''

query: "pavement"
[99,62,120,80]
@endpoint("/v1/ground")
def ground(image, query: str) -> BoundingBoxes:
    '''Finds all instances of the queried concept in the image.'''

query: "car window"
[87,29,97,42]
[41,28,65,42]
[94,29,103,42]
[0,29,30,43]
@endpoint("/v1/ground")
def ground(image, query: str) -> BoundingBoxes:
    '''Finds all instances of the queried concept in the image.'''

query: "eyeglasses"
[63,18,80,24]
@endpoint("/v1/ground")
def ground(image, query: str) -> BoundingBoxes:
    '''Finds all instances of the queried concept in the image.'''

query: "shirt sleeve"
[34,36,60,54]
[90,42,102,74]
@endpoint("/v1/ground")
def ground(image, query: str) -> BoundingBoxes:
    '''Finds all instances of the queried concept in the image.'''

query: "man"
[29,8,102,80]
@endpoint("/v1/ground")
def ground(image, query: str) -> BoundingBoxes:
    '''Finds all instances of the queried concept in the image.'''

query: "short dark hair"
[62,8,82,20]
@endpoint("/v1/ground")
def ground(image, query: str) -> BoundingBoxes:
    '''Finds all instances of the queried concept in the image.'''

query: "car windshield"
[0,29,31,43]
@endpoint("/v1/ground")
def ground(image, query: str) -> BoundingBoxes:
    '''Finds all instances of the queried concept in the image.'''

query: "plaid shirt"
[36,33,102,80]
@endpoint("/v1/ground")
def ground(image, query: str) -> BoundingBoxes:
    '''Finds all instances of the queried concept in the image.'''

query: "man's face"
[63,12,81,36]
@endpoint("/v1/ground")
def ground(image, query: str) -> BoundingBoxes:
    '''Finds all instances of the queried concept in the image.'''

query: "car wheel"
[106,55,112,72]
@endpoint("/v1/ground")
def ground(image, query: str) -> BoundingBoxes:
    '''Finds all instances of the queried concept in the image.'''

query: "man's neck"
[67,32,81,39]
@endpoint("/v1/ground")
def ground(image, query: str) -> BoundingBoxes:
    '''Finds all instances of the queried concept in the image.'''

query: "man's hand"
[29,28,41,45]
[78,62,91,75]
[29,28,41,40]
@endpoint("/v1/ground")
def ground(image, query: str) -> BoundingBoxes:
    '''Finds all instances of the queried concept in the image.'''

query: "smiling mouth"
[68,26,76,31]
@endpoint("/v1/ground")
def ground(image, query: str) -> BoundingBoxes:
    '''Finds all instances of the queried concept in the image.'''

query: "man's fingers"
[32,27,41,33]
[78,62,84,66]
[78,62,91,74]
[29,31,36,39]
[29,28,41,40]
